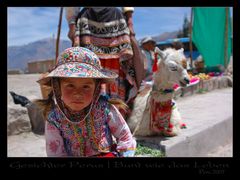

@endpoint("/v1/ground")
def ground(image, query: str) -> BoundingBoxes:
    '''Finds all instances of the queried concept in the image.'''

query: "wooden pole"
[189,7,193,69]
[56,7,63,63]
[224,7,229,68]
[39,7,63,99]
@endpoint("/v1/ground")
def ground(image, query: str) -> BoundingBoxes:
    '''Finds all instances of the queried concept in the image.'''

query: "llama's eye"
[170,67,177,71]
[168,63,178,71]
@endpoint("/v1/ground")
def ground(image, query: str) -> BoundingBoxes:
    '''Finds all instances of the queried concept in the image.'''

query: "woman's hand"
[73,36,80,47]
[68,24,76,43]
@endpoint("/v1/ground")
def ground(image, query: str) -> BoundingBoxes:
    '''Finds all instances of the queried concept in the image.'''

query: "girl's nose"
[73,92,83,99]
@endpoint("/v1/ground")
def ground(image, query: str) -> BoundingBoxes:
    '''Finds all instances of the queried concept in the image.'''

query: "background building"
[28,59,54,73]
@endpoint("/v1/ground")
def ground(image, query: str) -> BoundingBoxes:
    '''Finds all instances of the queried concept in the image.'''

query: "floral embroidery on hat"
[38,47,118,85]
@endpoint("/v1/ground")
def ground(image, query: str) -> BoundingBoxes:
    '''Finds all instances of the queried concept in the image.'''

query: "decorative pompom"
[180,123,187,129]
[152,53,158,72]
[169,123,173,129]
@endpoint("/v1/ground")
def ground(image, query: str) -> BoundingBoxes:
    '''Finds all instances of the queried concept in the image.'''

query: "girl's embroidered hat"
[37,47,118,86]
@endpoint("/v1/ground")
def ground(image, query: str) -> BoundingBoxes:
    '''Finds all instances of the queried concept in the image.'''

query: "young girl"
[36,47,136,157]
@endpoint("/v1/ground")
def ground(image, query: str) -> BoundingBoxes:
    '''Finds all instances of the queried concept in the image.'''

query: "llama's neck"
[150,87,174,102]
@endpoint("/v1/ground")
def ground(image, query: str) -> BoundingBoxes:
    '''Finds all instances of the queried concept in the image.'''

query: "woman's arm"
[65,7,80,25]
[107,104,137,157]
[65,7,80,43]
[122,7,135,36]
[45,121,67,157]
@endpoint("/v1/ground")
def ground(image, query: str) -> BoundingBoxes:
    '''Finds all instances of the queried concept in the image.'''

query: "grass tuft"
[135,144,165,157]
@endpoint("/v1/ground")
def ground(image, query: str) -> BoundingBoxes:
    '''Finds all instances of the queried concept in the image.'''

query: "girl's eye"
[66,84,75,88]
[83,85,91,89]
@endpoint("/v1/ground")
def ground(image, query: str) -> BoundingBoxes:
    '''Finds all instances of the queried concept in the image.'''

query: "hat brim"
[37,62,118,86]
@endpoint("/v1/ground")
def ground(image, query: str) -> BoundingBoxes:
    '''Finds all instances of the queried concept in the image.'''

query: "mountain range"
[8,31,178,71]
[7,38,71,71]
[151,30,178,42]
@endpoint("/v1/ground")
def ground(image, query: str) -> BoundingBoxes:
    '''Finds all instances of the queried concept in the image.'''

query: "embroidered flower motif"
[47,123,56,130]
[49,140,60,154]
[109,125,118,134]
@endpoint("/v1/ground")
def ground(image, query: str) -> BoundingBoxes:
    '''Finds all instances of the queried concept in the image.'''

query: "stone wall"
[174,76,232,99]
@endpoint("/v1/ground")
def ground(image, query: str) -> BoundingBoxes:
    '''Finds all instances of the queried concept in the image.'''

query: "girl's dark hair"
[33,91,54,119]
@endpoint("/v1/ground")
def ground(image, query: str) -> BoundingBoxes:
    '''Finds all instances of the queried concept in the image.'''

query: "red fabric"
[96,152,117,158]
[100,58,120,70]
[152,53,158,72]
[150,99,172,132]
[95,144,118,158]
[99,58,126,101]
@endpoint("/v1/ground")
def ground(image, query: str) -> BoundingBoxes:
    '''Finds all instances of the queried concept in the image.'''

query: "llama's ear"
[178,48,184,54]
[154,47,166,60]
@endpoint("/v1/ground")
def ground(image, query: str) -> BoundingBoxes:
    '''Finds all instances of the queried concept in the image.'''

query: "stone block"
[8,106,31,136]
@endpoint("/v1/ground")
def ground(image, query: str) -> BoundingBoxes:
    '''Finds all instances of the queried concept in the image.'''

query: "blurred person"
[140,36,157,82]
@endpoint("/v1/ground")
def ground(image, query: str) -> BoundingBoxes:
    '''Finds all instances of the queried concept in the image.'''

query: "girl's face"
[60,78,96,112]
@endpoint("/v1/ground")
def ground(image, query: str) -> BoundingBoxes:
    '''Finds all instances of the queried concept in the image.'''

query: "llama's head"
[154,47,190,87]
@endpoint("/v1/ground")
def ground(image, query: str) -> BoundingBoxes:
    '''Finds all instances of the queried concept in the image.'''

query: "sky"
[7,7,192,46]
[7,7,232,47]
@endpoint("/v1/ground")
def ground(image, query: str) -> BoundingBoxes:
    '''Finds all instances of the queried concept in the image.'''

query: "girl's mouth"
[72,101,83,104]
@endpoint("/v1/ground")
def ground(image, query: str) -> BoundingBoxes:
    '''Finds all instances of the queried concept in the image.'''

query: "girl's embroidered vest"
[47,97,114,156]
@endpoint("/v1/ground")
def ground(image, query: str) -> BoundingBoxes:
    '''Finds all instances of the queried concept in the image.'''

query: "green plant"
[197,88,207,93]
[135,144,165,157]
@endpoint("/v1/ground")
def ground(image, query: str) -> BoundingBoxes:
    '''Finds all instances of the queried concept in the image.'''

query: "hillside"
[7,38,71,71]
[152,31,178,42]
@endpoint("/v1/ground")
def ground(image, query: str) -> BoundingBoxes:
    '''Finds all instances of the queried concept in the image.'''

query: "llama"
[127,47,190,137]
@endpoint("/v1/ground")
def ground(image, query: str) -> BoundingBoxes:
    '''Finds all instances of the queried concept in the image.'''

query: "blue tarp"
[156,37,189,46]
[156,37,200,60]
